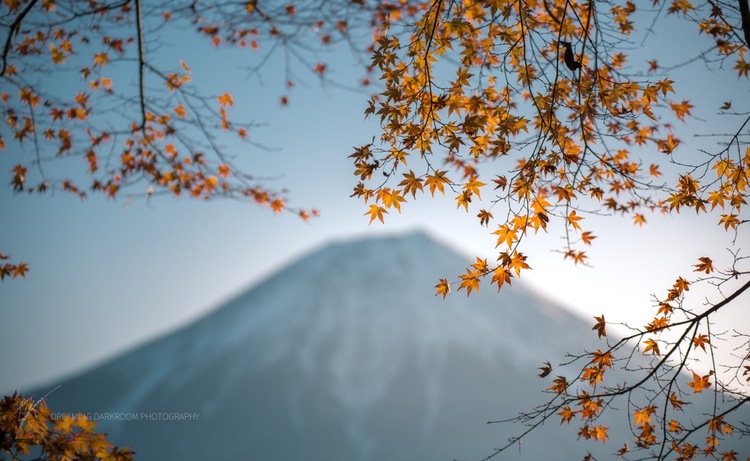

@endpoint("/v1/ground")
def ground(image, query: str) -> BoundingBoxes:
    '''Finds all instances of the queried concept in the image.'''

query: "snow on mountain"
[32,231,737,460]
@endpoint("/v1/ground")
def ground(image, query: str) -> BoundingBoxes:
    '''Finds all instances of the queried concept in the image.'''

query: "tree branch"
[1,0,39,77]
[739,0,750,50]
[134,0,147,131]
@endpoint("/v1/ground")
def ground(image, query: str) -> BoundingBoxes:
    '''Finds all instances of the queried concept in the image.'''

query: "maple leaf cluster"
[350,0,749,302]
[2,0,396,277]
[2,0,749,458]
[349,0,684,295]
[0,252,27,280]
[0,0,312,214]
[0,393,134,460]
[350,1,750,458]
[527,262,750,460]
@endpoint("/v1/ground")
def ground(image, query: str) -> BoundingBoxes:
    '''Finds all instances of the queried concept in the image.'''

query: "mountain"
[30,232,740,460]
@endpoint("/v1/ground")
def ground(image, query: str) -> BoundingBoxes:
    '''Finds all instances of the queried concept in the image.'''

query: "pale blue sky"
[1,7,748,394]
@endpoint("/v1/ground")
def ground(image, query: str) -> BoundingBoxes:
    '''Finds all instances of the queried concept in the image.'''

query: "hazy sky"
[1,7,748,394]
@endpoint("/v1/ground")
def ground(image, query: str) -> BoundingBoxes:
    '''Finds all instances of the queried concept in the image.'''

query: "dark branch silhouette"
[559,41,582,71]
[740,0,750,49]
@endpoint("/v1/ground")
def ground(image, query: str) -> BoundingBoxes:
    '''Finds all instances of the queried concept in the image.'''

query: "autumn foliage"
[0,393,134,460]
[348,0,750,459]
[351,0,748,293]
[2,0,750,460]
[1,0,353,262]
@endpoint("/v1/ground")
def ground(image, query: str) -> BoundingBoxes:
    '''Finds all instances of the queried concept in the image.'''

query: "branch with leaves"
[352,0,749,291]
[0,0,410,277]
[0,393,135,460]
[493,263,750,460]
[352,0,749,459]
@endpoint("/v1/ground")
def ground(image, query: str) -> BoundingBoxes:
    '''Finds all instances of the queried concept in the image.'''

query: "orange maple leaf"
[673,277,690,293]
[668,419,682,433]
[558,406,575,424]
[669,100,693,122]
[693,257,713,274]
[687,371,711,393]
[592,315,606,338]
[549,376,568,395]
[218,93,234,107]
[669,392,686,411]
[477,209,493,227]
[580,231,596,245]
[93,52,109,67]
[592,425,608,442]
[174,104,187,118]
[693,334,710,352]
[270,199,284,213]
[568,210,583,231]
[13,263,28,279]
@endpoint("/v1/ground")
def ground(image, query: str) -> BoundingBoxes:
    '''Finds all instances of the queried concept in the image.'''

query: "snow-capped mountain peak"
[36,231,608,460]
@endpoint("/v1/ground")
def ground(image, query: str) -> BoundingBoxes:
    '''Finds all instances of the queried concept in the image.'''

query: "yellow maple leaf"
[463,177,485,198]
[365,204,387,224]
[54,415,76,434]
[399,170,423,198]
[633,406,655,427]
[93,52,109,67]
[458,270,481,295]
[435,278,450,298]
[424,170,450,196]
[490,267,512,290]
[592,425,608,442]
[643,338,660,356]
[455,191,471,211]
[492,224,517,248]
[509,251,530,276]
